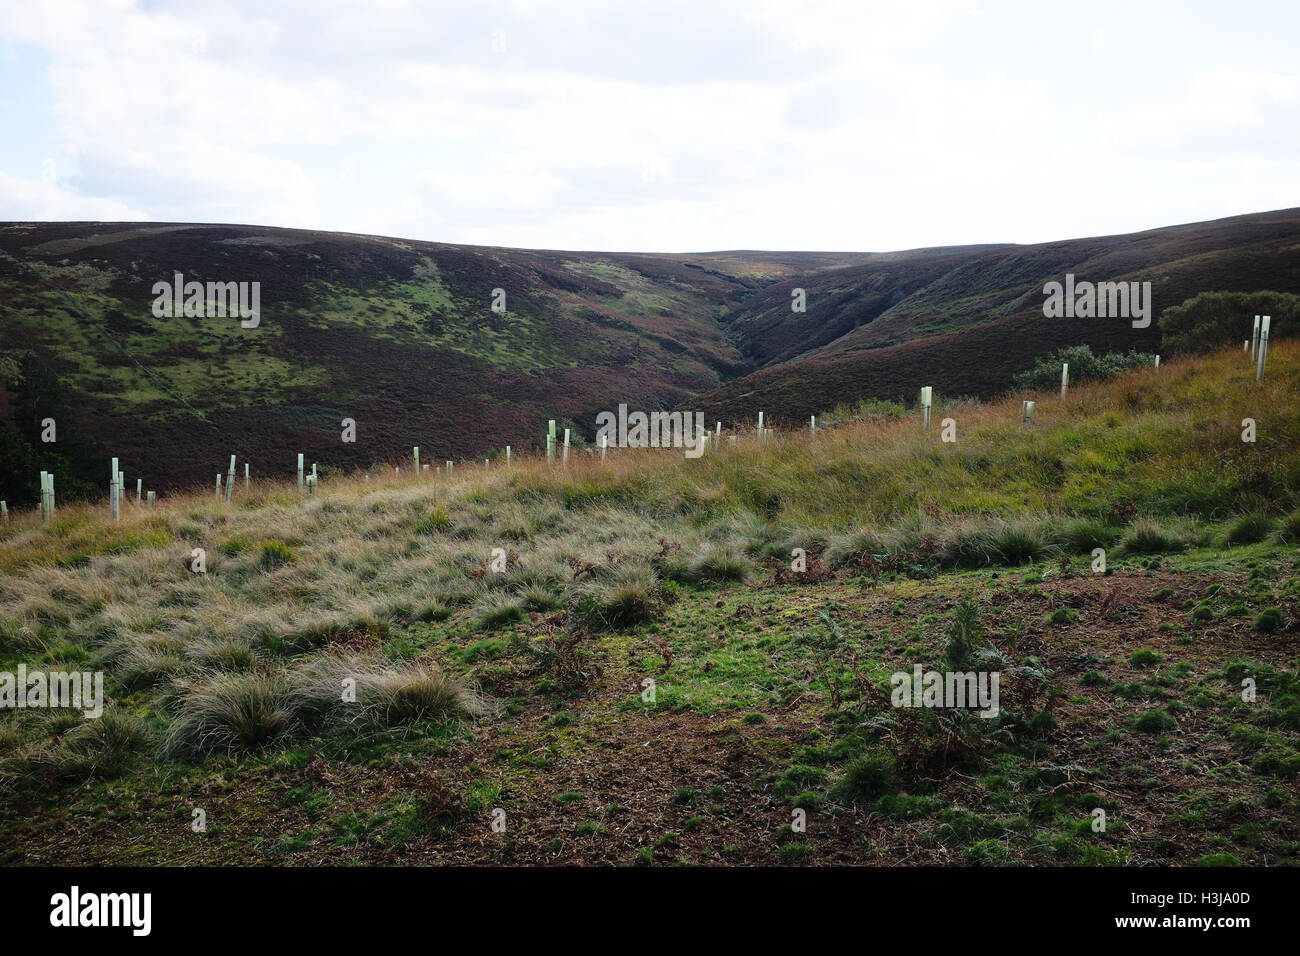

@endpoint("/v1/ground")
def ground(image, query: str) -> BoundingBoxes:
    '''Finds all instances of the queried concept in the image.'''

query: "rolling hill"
[692,208,1300,423]
[2,207,1298,496]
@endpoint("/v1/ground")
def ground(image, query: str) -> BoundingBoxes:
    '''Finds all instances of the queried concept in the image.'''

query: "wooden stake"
[1251,315,1260,361]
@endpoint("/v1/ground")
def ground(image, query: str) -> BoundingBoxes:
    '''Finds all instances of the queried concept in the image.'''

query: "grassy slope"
[0,344,1297,866]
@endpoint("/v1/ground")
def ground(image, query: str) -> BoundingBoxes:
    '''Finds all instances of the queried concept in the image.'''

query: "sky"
[0,0,1297,252]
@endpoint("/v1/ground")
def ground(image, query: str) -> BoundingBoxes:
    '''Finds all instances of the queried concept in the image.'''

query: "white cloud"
[1,0,1298,250]
[0,170,148,220]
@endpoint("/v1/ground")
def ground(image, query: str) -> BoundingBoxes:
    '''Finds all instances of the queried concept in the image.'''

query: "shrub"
[1276,512,1300,544]
[1012,345,1156,391]
[1158,290,1300,356]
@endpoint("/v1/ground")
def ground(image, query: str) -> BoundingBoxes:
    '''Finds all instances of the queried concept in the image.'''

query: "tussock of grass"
[168,654,480,759]
[834,753,899,804]
[1119,518,1203,555]
[167,671,294,758]
[517,583,562,612]
[824,528,890,570]
[682,544,752,583]
[473,592,526,630]
[0,708,152,788]
[1226,513,1276,546]
[1254,608,1283,633]
[257,539,296,571]
[1059,517,1120,553]
[412,505,450,535]
[571,565,663,628]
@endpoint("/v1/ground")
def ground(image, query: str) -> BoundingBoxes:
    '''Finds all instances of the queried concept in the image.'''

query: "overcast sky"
[1,0,1297,252]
